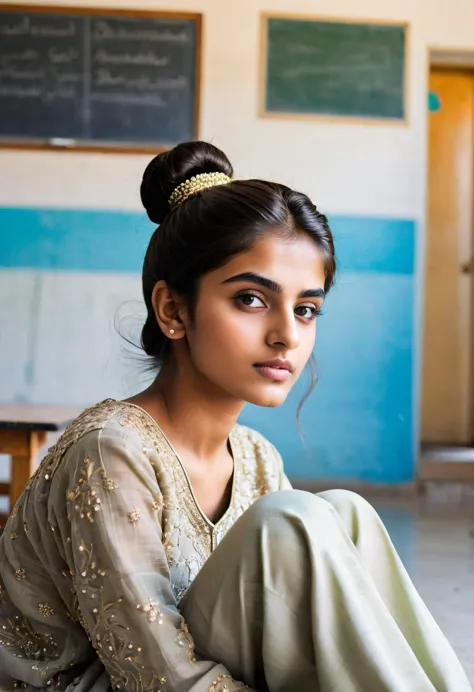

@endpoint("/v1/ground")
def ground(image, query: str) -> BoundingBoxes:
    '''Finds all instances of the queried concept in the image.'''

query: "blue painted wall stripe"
[0,208,151,273]
[331,215,415,275]
[0,207,416,275]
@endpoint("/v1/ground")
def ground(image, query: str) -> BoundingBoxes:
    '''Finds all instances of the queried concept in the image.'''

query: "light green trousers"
[181,490,472,692]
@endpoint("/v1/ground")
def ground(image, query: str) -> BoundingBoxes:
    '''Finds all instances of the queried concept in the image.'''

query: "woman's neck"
[128,357,244,462]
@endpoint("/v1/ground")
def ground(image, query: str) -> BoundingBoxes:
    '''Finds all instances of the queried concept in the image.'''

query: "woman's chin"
[244,385,290,409]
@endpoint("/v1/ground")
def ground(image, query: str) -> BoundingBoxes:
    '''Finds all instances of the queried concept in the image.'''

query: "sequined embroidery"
[175,621,197,662]
[66,457,116,522]
[128,508,141,524]
[38,603,55,618]
[137,599,163,624]
[0,611,59,661]
[209,675,248,691]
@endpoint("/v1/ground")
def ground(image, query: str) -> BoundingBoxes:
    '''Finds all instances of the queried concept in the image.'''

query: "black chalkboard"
[0,7,201,150]
[263,16,407,121]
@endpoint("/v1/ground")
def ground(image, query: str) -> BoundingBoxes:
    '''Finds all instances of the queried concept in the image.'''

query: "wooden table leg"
[0,430,47,512]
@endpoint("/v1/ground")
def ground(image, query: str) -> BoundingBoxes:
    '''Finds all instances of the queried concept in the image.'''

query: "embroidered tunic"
[0,399,289,691]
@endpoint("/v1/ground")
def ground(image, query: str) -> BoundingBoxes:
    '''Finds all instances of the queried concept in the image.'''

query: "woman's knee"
[317,489,373,512]
[317,489,381,540]
[245,489,339,534]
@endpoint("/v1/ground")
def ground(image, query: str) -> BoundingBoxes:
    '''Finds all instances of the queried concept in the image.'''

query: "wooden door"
[422,70,474,444]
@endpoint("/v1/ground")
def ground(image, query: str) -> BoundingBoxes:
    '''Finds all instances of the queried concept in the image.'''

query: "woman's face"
[182,231,327,408]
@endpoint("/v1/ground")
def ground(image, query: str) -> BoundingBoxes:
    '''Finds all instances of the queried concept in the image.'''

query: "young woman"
[0,142,470,692]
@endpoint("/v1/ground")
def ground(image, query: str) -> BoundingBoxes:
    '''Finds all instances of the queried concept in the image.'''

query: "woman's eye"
[295,305,322,320]
[236,293,266,308]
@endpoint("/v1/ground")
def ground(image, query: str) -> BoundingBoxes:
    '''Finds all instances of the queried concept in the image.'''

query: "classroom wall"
[1,0,473,484]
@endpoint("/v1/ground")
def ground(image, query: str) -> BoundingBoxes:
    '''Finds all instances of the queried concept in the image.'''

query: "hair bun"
[140,141,234,224]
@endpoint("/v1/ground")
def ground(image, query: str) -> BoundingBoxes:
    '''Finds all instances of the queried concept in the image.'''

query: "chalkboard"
[0,7,201,151]
[262,16,407,121]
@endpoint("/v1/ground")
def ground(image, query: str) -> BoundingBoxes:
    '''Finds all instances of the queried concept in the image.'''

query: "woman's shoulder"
[45,399,158,469]
[36,399,163,494]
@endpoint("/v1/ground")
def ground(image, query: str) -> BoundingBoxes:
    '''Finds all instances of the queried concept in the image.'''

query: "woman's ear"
[151,281,187,340]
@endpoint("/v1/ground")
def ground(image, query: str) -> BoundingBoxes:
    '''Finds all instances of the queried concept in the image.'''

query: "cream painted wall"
[3,0,474,214]
[0,0,432,219]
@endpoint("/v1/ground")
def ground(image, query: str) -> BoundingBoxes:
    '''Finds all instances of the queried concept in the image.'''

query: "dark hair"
[140,141,336,373]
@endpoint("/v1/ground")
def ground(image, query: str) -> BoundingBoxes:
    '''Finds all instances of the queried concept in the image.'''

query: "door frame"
[419,48,474,482]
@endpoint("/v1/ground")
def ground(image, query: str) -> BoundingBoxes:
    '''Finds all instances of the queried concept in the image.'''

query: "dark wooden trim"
[193,12,203,142]
[0,141,171,155]
[0,5,201,21]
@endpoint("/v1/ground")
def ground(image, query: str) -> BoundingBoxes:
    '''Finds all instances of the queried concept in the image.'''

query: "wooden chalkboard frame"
[0,4,202,154]
[259,12,410,126]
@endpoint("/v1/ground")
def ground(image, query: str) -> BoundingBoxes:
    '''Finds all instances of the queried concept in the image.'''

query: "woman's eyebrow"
[222,272,282,293]
[222,272,325,299]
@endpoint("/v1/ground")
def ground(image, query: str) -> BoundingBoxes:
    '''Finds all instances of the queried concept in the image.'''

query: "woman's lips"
[253,359,293,382]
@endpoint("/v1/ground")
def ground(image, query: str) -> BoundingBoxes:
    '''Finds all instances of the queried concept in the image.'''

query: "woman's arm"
[60,423,252,692]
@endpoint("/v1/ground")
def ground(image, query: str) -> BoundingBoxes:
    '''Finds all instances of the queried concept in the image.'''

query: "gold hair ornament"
[168,172,231,208]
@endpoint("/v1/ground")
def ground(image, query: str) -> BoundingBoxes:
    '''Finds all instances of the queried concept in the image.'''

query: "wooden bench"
[0,404,80,514]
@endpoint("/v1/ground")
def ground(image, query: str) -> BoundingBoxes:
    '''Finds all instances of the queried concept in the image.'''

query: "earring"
[169,329,175,336]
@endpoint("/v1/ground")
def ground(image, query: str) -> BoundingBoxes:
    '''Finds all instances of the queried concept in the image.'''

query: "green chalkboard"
[263,16,407,120]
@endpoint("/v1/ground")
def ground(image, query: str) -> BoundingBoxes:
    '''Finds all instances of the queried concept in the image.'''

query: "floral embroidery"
[136,599,163,624]
[67,455,120,522]
[175,621,197,662]
[15,568,26,581]
[24,399,120,491]
[209,675,248,691]
[77,541,106,581]
[101,473,118,491]
[38,603,54,618]
[67,457,103,522]
[9,532,19,541]
[0,612,59,661]
[128,508,141,524]
[84,588,167,692]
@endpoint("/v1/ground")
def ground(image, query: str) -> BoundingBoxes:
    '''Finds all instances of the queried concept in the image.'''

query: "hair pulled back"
[140,141,336,364]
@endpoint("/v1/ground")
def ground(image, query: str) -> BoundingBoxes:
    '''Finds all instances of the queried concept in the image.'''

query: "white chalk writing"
[48,47,80,64]
[0,67,45,80]
[0,84,77,100]
[94,68,186,90]
[0,85,41,97]
[0,17,29,36]
[31,21,75,38]
[91,92,167,106]
[57,72,83,83]
[91,21,189,42]
[0,16,75,37]
[1,49,38,64]
[93,49,169,67]
[42,86,76,100]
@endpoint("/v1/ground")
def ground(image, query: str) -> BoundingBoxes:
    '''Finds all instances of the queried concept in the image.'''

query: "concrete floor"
[373,497,474,685]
